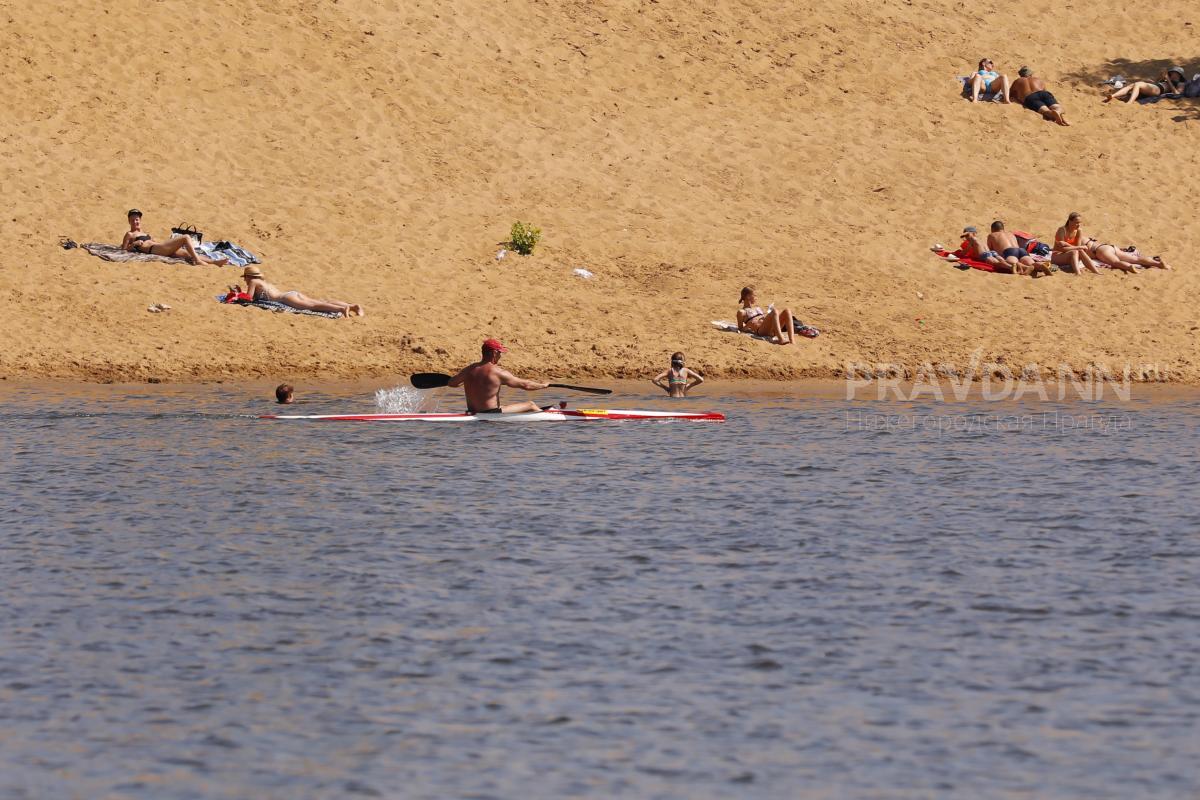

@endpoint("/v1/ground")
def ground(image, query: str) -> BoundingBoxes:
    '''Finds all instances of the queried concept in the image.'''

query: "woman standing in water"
[652,352,705,397]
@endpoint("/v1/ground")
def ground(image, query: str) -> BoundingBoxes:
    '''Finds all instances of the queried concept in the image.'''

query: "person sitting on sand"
[1052,212,1101,274]
[960,226,1009,271]
[652,352,705,398]
[1104,67,1186,104]
[1083,237,1172,272]
[987,220,1052,277]
[120,209,229,266]
[737,287,794,345]
[968,58,1011,103]
[242,266,364,317]
[1011,67,1069,126]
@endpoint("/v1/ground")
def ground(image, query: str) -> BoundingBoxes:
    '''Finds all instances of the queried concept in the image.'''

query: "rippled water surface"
[2,381,1199,799]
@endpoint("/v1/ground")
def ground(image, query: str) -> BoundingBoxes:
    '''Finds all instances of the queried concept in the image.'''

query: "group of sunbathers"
[1104,66,1200,104]
[967,58,1200,122]
[121,209,365,318]
[965,60,1068,125]
[955,212,1171,276]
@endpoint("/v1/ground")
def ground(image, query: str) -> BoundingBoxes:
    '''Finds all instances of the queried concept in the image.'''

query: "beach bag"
[171,223,204,243]
[1185,75,1200,98]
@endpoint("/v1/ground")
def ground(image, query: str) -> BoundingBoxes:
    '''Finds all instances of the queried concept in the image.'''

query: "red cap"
[482,338,508,353]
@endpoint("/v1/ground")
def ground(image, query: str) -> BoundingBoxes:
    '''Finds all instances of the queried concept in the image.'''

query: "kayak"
[260,408,725,423]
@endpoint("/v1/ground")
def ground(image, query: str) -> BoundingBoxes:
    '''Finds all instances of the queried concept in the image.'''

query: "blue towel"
[199,240,260,267]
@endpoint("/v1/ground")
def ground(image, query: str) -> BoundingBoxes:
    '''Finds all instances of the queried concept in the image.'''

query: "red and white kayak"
[260,408,725,423]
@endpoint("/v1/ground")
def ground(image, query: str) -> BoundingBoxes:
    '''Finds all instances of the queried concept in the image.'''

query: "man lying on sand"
[121,209,229,266]
[1011,67,1068,126]
[960,226,1010,271]
[241,266,364,317]
[987,220,1052,277]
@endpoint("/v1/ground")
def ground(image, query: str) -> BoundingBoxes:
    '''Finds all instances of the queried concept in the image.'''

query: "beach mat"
[216,295,343,319]
[83,241,254,266]
[83,242,192,265]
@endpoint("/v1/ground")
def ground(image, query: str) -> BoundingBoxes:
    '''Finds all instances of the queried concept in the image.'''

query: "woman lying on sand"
[1104,68,1186,104]
[1052,212,1101,275]
[121,209,229,266]
[737,287,794,344]
[242,266,364,317]
[1084,238,1171,272]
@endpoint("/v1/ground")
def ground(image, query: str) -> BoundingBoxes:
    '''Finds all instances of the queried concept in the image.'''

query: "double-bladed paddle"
[410,372,612,395]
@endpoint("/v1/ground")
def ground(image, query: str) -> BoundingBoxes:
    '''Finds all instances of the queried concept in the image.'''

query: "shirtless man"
[1011,66,1068,126]
[447,338,549,414]
[987,220,1051,277]
[960,226,1010,271]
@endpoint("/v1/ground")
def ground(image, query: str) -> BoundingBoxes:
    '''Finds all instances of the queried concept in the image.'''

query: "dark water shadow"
[1064,57,1200,121]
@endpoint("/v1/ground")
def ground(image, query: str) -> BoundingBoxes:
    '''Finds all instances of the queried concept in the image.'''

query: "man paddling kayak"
[448,339,549,414]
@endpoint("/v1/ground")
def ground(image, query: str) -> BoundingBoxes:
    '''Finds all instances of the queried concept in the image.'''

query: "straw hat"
[242,266,264,280]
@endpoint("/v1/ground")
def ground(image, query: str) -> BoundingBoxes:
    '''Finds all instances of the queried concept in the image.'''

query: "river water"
[1,380,1198,799]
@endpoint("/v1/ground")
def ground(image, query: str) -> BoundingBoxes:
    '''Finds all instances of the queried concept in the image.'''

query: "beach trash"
[496,249,507,261]
[573,268,594,280]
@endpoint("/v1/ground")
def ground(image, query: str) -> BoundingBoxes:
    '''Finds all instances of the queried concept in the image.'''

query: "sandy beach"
[2,0,1198,384]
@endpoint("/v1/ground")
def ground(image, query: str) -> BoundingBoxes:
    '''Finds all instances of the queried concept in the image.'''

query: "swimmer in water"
[652,352,705,397]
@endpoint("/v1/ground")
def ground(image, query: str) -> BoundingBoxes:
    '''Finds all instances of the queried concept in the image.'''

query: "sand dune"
[1,0,1198,384]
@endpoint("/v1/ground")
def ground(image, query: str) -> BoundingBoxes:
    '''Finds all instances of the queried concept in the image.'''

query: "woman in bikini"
[652,352,705,397]
[1052,212,1101,275]
[1103,67,1186,104]
[120,209,229,266]
[1083,237,1171,272]
[968,58,1011,103]
[737,287,794,344]
[241,266,364,318]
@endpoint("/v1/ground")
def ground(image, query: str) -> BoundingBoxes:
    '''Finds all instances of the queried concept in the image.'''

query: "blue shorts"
[979,250,1000,260]
[1002,247,1026,260]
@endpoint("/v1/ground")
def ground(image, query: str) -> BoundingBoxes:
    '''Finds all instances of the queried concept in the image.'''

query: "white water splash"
[374,385,436,413]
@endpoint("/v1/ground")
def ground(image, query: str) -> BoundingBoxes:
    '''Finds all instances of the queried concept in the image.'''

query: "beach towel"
[712,320,820,340]
[199,241,261,267]
[932,248,997,272]
[82,240,259,266]
[83,242,192,265]
[216,294,342,319]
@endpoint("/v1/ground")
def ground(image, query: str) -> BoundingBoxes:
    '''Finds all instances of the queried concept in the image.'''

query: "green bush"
[509,221,542,255]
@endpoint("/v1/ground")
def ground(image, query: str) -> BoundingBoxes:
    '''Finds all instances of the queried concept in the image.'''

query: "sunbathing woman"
[1052,212,1101,275]
[242,266,364,317]
[1104,68,1186,104]
[1084,238,1172,272]
[120,209,229,266]
[968,58,1011,103]
[737,287,794,345]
